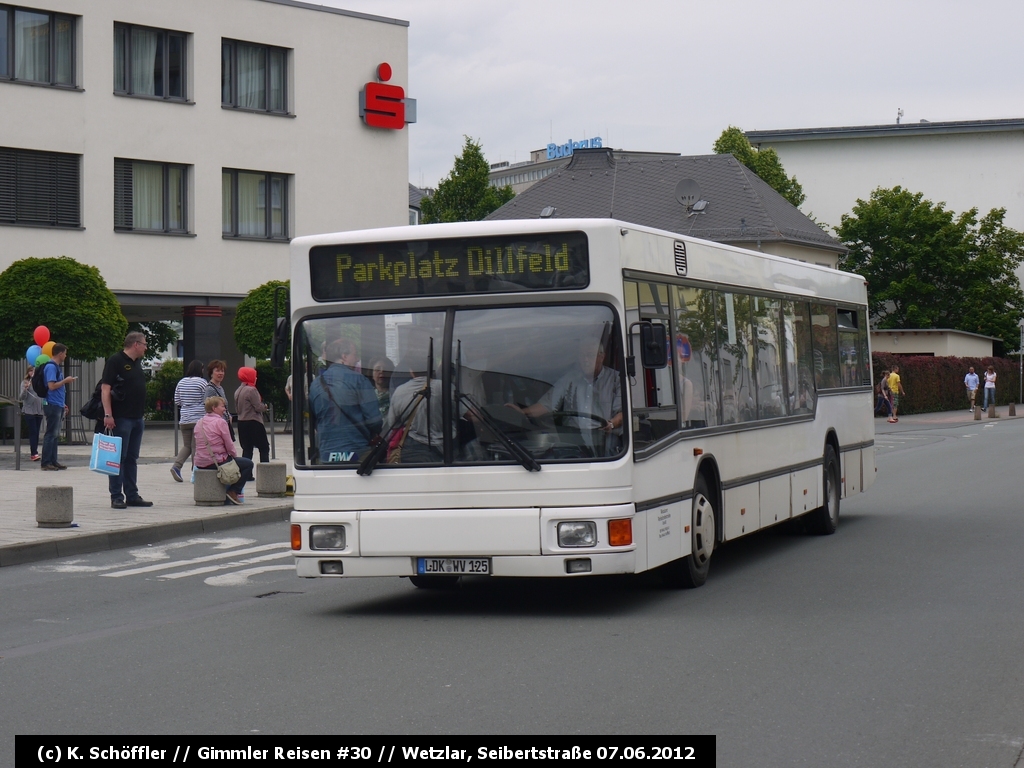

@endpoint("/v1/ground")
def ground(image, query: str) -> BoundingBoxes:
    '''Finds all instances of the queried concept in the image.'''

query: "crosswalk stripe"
[159,551,293,580]
[102,543,290,578]
[204,565,296,587]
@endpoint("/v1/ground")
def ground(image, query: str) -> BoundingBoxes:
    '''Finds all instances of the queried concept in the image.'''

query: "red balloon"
[33,326,50,346]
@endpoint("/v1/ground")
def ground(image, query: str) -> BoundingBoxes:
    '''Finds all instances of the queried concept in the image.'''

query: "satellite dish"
[675,178,702,208]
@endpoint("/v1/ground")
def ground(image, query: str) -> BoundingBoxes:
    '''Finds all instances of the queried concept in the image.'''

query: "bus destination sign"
[309,232,589,301]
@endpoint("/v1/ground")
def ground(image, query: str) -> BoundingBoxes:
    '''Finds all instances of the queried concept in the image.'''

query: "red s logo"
[360,63,414,130]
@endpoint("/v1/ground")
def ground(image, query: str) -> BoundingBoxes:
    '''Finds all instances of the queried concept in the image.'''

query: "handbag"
[386,402,421,464]
[198,420,241,486]
[89,430,122,476]
[216,457,242,486]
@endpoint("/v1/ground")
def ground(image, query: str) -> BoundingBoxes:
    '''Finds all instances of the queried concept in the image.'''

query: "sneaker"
[170,466,183,483]
[31,454,40,461]
[126,497,154,508]
[225,491,242,505]
[111,499,127,509]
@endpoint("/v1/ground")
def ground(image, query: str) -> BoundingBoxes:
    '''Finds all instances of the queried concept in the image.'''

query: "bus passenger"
[385,361,449,464]
[510,339,623,456]
[308,338,382,463]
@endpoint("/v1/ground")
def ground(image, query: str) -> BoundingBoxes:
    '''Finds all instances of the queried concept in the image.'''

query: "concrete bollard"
[1010,403,1017,417]
[256,461,288,497]
[194,468,227,506]
[988,404,999,418]
[974,406,981,421]
[36,486,74,528]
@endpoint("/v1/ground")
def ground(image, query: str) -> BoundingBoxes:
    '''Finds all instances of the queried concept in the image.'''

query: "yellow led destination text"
[333,242,572,287]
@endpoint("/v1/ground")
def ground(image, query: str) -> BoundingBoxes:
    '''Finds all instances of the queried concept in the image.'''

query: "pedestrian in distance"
[204,360,235,443]
[887,365,905,423]
[982,365,997,411]
[19,365,44,461]
[41,344,75,470]
[235,367,270,462]
[874,370,892,418]
[101,331,152,509]
[170,359,207,482]
[964,366,979,411]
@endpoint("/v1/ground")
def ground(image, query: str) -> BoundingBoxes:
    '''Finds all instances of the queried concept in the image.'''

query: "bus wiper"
[357,385,428,476]
[458,392,541,472]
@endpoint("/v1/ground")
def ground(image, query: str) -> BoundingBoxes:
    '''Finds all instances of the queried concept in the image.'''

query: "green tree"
[0,256,127,361]
[836,186,1024,350]
[128,321,179,362]
[713,126,806,208]
[234,280,289,359]
[420,136,514,223]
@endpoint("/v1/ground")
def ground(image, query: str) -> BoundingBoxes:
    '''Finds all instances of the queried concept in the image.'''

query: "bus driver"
[508,338,623,456]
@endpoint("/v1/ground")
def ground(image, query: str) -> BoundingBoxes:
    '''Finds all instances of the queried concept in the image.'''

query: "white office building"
[1,0,411,390]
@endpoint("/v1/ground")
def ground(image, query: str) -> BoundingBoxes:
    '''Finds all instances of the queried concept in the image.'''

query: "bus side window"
[810,303,841,390]
[673,285,720,430]
[783,300,815,413]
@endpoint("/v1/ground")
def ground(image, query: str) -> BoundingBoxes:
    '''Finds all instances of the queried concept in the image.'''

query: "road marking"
[36,537,257,573]
[159,550,292,580]
[204,565,296,587]
[102,543,290,578]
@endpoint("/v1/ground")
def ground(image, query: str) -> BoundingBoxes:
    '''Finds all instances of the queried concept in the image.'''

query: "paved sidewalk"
[873,405,1021,433]
[0,424,294,567]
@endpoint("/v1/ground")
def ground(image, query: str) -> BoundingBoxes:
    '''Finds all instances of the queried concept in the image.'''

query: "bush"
[146,360,181,421]
[872,353,1021,414]
[254,360,290,421]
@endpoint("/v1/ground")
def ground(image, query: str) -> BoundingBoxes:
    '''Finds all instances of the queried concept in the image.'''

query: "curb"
[0,503,293,568]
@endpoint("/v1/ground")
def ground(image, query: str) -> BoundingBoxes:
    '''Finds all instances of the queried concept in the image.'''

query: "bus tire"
[409,575,461,590]
[662,474,716,588]
[807,445,840,535]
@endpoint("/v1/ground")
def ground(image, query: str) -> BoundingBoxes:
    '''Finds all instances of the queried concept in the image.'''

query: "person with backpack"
[39,344,76,471]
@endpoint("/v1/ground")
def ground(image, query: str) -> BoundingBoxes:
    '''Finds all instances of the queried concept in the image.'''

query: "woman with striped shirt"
[170,359,207,482]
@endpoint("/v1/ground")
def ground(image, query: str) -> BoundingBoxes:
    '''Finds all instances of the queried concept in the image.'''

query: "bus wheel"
[663,475,716,588]
[409,575,461,590]
[807,446,840,535]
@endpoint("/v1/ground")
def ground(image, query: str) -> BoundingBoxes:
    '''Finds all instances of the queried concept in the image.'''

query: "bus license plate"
[417,558,490,575]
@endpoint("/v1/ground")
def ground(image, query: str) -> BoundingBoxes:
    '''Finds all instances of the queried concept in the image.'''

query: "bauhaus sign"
[359,62,417,130]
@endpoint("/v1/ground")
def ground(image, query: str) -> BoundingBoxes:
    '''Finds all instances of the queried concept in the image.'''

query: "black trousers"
[237,420,269,462]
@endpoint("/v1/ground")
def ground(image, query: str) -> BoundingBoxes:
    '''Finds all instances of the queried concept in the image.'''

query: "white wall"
[0,0,409,300]
[871,331,994,358]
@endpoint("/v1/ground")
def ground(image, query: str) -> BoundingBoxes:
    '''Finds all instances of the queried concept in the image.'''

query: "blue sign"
[547,136,602,160]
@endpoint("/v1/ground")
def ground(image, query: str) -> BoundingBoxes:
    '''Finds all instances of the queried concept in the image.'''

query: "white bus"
[286,219,874,588]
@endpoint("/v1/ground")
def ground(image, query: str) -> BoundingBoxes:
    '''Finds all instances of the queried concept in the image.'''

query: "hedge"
[872,353,1021,415]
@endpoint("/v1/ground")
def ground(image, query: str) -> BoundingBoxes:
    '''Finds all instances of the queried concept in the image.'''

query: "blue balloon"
[26,345,41,366]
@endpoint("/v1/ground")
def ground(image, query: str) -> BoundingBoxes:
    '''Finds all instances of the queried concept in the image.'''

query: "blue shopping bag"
[89,431,122,476]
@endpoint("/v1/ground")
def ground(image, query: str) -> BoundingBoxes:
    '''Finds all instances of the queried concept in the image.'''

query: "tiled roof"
[484,149,845,253]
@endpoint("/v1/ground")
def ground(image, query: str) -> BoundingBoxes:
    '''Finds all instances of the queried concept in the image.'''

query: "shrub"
[254,360,290,421]
[146,360,181,421]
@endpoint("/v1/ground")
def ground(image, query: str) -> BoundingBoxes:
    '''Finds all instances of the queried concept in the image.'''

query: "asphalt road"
[3,417,1024,767]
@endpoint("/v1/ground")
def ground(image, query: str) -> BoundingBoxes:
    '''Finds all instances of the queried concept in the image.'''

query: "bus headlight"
[309,525,346,550]
[558,521,597,548]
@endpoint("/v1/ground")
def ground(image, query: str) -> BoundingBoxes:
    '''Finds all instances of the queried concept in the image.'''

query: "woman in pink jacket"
[194,397,254,505]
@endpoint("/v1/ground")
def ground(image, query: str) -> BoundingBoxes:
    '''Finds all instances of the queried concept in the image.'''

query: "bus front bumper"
[293,552,637,578]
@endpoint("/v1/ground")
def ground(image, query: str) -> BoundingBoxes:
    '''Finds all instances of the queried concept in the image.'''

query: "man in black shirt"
[101,331,151,509]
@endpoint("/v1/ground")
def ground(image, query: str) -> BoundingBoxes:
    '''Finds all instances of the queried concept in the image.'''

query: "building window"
[0,146,80,227]
[409,207,420,225]
[113,23,186,100]
[222,169,288,239]
[0,5,75,86]
[114,158,188,233]
[221,39,287,113]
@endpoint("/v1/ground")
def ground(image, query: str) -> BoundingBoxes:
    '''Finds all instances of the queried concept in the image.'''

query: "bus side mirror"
[640,322,668,369]
[271,317,289,369]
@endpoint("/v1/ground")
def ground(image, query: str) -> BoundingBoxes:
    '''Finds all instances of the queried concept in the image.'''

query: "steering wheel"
[550,410,609,430]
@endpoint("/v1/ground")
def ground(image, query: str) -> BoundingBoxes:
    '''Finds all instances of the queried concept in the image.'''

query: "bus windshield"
[294,304,626,469]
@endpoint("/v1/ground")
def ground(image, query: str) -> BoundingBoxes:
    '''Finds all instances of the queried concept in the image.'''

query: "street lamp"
[1018,318,1024,404]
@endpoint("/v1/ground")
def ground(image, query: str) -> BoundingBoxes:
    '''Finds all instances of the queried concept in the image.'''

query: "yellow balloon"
[41,341,56,356]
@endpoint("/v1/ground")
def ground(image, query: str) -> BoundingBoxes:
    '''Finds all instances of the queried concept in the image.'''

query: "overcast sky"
[323,0,1024,189]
